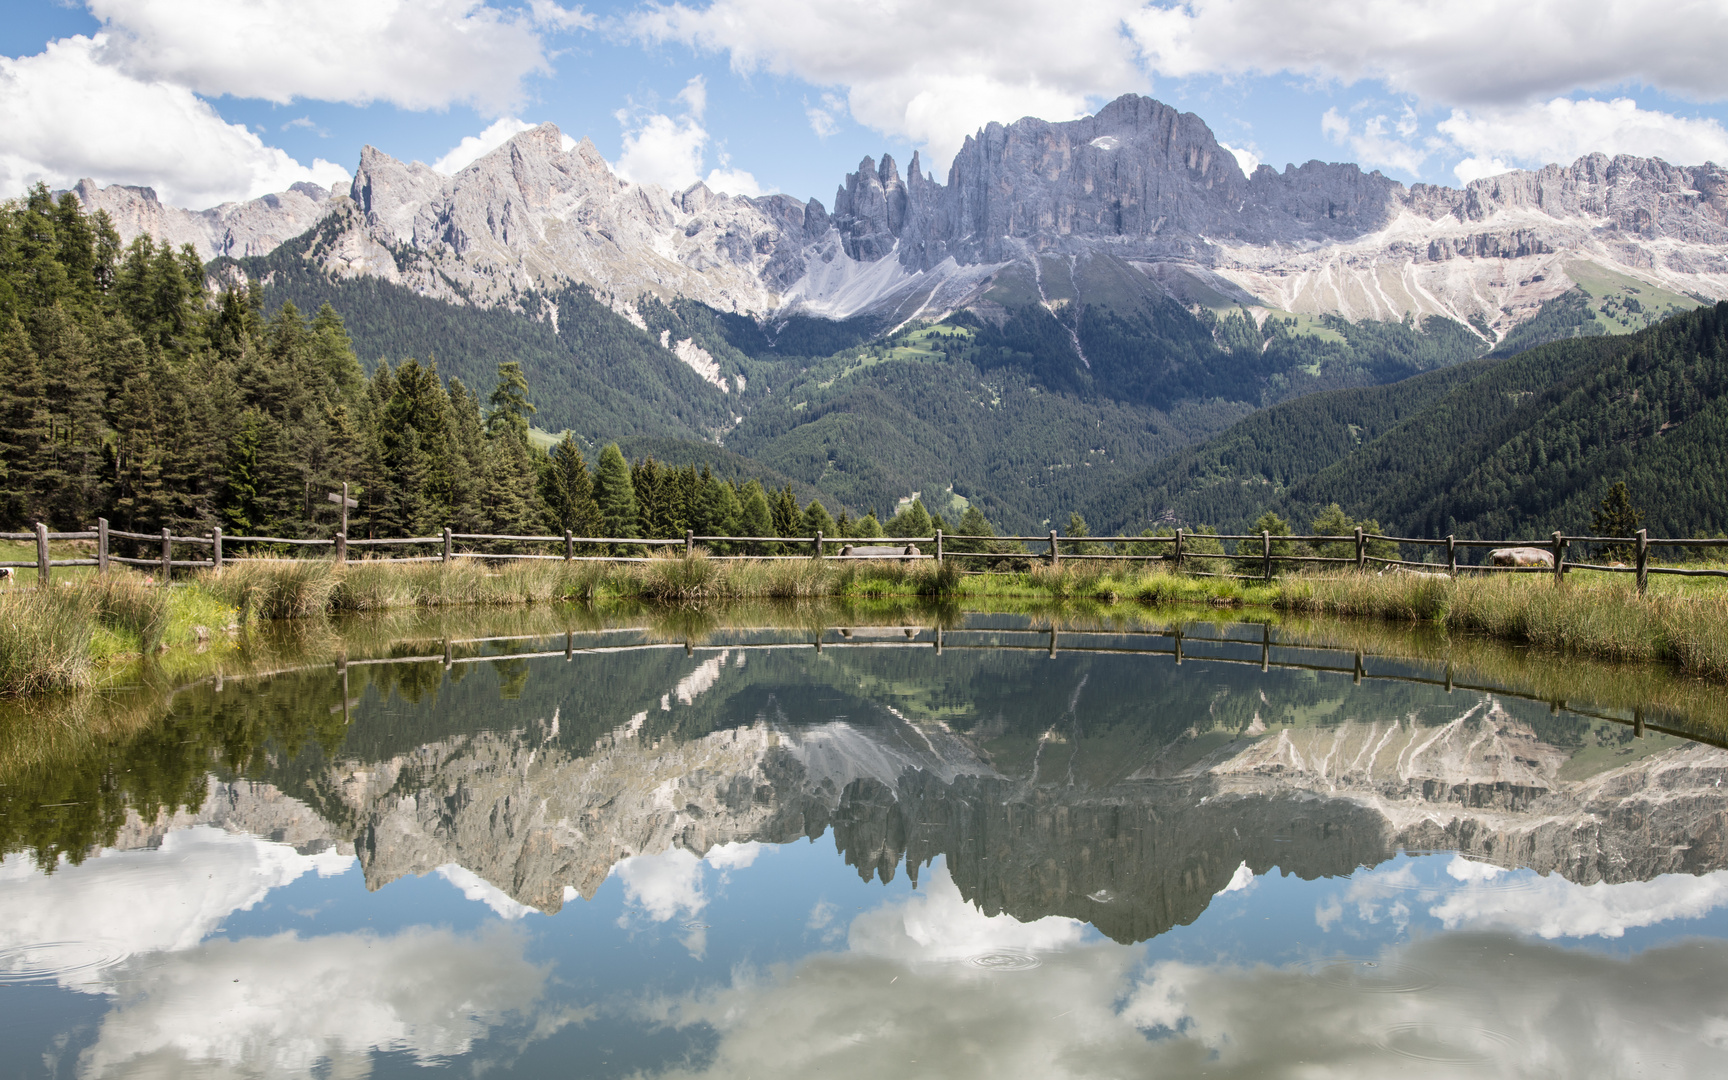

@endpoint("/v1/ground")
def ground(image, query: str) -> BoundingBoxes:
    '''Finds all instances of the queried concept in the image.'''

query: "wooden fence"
[5,520,1725,596]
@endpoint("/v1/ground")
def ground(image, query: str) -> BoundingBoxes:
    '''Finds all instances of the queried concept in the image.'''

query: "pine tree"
[738,479,774,553]
[772,484,800,539]
[1592,481,1644,561]
[224,409,263,533]
[0,316,49,524]
[887,499,932,539]
[800,499,836,541]
[704,476,742,551]
[540,434,601,535]
[485,360,535,443]
[952,505,995,553]
[1236,511,1293,576]
[593,443,638,542]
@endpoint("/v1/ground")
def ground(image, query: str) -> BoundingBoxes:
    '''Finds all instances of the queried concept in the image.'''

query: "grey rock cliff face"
[71,178,344,260]
[70,95,1728,335]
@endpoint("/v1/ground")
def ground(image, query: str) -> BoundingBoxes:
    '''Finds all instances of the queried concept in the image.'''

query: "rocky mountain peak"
[64,92,1728,336]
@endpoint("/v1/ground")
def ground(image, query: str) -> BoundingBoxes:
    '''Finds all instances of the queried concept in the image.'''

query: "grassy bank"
[1277,572,1728,681]
[8,555,1728,695]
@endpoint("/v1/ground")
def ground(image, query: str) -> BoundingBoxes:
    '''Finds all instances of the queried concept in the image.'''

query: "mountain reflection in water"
[2,614,1726,1078]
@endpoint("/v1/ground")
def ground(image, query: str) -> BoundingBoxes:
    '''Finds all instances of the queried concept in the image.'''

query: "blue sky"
[5,1,1728,210]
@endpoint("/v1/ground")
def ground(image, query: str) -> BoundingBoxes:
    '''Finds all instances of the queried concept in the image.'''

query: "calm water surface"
[3,614,1727,1078]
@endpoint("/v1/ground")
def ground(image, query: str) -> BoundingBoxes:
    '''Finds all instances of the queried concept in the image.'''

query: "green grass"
[1277,570,1728,681]
[1564,260,1702,334]
[12,554,1728,696]
[0,538,100,585]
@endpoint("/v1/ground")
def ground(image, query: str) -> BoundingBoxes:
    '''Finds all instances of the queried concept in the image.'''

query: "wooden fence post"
[212,526,222,570]
[442,527,452,564]
[1262,530,1271,582]
[1552,531,1565,585]
[160,527,172,582]
[564,528,573,561]
[814,530,824,560]
[1446,534,1456,576]
[1173,528,1184,573]
[1355,526,1365,570]
[35,522,49,587]
[935,529,943,564]
[1636,528,1649,595]
[686,529,694,559]
[334,530,346,564]
[97,517,109,575]
[1049,529,1060,567]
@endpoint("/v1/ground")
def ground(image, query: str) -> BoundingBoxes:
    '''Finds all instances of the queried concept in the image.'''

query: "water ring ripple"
[1302,956,1439,994]
[0,941,131,984]
[1378,1022,1518,1065]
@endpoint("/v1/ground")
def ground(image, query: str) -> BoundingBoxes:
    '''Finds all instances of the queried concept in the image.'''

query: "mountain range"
[68,94,1728,532]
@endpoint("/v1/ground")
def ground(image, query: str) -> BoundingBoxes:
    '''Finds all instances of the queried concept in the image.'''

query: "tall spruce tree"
[540,434,601,535]
[593,443,638,541]
[1592,481,1644,561]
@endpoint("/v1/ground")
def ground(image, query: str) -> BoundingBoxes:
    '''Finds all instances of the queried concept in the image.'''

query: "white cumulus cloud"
[1431,865,1728,939]
[432,116,541,174]
[613,75,768,196]
[1440,97,1728,184]
[629,0,1150,173]
[436,863,538,919]
[1320,105,1437,176]
[88,0,552,114]
[613,847,709,922]
[0,35,349,208]
[1126,0,1728,107]
[78,927,544,1079]
[0,827,354,994]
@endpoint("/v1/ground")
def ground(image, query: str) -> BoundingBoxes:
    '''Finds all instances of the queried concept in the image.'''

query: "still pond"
[2,612,1726,1078]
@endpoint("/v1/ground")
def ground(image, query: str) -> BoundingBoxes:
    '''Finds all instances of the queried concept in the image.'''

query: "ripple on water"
[1378,1022,1517,1065]
[0,941,130,985]
[968,952,1042,972]
[1302,956,1438,994]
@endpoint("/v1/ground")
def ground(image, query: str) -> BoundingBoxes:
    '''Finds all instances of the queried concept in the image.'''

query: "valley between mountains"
[72,94,1728,536]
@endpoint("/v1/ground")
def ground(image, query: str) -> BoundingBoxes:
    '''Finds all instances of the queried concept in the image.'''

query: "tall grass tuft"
[81,572,171,651]
[639,551,723,602]
[0,588,94,695]
[0,571,171,695]
[208,559,340,620]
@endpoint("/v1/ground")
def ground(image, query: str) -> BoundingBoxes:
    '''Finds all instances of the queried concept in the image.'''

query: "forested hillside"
[1080,358,1499,533]
[1090,302,1728,541]
[0,187,937,545]
[236,210,1491,532]
[1292,301,1728,539]
[715,304,1484,532]
[223,215,764,441]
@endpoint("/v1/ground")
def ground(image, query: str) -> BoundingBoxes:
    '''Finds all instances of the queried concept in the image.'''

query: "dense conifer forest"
[0,185,975,544]
[1089,302,1728,542]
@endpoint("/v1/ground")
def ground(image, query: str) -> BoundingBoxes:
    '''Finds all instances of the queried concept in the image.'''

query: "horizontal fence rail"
[6,520,1723,595]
